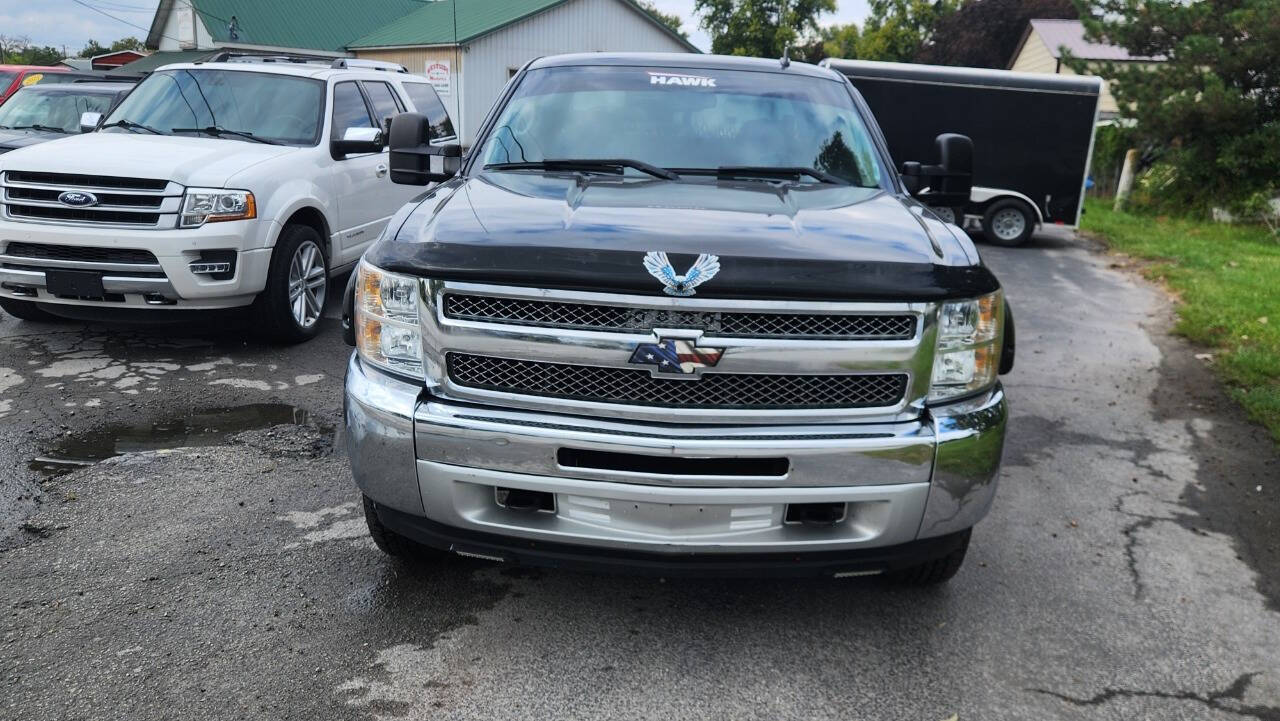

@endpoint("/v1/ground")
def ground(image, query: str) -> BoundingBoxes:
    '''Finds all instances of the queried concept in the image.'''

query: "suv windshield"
[103,68,324,145]
[0,88,117,133]
[478,66,884,187]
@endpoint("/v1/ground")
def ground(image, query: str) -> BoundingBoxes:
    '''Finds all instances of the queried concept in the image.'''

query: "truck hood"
[0,128,63,152]
[0,132,300,188]
[366,170,998,301]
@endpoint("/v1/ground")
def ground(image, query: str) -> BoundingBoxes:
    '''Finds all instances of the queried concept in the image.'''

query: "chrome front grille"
[444,293,916,340]
[447,353,908,410]
[0,171,182,228]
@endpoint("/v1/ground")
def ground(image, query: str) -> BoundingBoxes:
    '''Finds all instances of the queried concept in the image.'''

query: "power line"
[68,0,179,43]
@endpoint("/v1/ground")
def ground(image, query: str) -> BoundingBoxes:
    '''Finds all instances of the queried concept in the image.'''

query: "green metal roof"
[191,0,425,52]
[116,49,218,73]
[348,0,699,52]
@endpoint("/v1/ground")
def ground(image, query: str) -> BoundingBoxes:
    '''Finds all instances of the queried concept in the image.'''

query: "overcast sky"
[0,0,872,56]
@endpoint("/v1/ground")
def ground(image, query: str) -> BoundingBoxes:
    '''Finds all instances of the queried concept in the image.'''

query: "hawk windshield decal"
[647,71,717,88]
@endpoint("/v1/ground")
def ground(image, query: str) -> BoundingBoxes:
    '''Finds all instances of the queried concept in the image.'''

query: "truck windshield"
[478,65,884,188]
[103,69,324,146]
[0,89,117,133]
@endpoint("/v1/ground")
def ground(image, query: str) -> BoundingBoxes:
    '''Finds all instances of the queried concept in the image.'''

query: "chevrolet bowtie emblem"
[628,337,723,375]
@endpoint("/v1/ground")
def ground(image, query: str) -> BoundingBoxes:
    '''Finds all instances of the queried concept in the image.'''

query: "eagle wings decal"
[642,251,721,297]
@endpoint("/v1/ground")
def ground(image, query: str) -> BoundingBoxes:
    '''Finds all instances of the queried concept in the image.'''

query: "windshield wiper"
[99,119,165,135]
[673,166,850,185]
[10,124,68,134]
[485,158,679,181]
[171,126,282,145]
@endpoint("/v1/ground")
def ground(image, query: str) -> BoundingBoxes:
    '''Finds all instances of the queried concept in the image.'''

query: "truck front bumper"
[346,354,1007,573]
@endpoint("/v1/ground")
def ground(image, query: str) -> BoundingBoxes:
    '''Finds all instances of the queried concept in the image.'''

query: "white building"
[136,0,698,144]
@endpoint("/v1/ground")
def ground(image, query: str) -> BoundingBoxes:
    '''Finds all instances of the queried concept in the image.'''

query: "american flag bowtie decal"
[628,338,724,375]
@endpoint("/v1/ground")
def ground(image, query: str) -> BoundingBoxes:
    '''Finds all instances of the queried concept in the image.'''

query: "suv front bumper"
[0,218,279,309]
[346,354,1007,571]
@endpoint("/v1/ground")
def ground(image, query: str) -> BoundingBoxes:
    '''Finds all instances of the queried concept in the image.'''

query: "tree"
[109,37,146,53]
[78,40,107,59]
[19,46,63,66]
[1069,0,1280,211]
[821,23,861,60]
[0,34,30,64]
[695,0,837,59]
[917,0,1076,68]
[856,0,960,62]
[637,2,689,40]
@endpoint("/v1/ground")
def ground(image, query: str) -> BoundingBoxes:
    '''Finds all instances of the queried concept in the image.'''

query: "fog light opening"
[495,487,556,513]
[2,283,38,297]
[784,502,848,527]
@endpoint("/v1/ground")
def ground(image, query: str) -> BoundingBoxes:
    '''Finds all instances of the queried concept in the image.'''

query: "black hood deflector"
[364,173,999,302]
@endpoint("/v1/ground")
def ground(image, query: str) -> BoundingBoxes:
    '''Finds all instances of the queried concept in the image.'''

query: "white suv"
[0,56,455,342]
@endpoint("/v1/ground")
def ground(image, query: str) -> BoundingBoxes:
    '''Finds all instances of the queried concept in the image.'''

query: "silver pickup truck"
[342,53,1013,583]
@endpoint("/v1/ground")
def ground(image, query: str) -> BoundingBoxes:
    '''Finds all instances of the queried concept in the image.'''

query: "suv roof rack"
[330,58,407,73]
[203,52,332,66]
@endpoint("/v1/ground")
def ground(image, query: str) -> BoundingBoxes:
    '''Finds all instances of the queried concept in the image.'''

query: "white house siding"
[157,0,215,51]
[459,0,691,144]
[1009,33,1056,75]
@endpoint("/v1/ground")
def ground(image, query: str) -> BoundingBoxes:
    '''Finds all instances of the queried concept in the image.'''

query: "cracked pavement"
[1,230,1278,720]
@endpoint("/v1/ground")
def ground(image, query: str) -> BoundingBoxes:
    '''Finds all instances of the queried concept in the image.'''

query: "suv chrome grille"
[447,353,908,410]
[1,171,181,228]
[443,294,917,340]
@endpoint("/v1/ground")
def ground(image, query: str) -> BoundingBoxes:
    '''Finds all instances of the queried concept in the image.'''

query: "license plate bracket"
[44,269,106,298]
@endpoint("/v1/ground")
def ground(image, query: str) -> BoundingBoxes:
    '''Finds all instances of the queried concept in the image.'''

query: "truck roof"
[529,52,843,82]
[822,58,1102,96]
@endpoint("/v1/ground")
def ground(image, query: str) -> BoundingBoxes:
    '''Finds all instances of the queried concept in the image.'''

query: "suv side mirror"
[331,126,384,159]
[79,111,102,134]
[902,133,973,207]
[388,112,461,186]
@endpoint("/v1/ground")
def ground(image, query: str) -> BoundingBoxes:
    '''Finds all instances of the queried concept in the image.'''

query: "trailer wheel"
[930,206,963,226]
[982,199,1035,246]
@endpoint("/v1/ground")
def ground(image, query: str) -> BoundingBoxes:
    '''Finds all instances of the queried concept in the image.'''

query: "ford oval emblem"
[58,191,98,207]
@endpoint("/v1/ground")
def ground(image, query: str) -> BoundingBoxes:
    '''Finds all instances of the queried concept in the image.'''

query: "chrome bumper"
[345,354,1006,554]
[0,265,177,297]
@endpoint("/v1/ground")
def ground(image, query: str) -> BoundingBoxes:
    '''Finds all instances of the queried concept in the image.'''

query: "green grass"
[1081,198,1280,442]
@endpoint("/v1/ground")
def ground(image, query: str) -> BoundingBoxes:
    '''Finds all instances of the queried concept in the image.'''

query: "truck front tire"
[982,199,1035,247]
[252,224,328,344]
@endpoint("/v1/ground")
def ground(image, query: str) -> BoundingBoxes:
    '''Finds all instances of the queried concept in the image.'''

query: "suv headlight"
[355,260,424,378]
[929,289,1003,403]
[180,188,256,228]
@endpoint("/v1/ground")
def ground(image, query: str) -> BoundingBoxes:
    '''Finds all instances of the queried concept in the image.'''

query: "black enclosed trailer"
[822,58,1101,246]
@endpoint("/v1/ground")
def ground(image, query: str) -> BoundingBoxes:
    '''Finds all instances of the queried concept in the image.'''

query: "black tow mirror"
[902,133,973,207]
[388,112,461,186]
[331,126,385,159]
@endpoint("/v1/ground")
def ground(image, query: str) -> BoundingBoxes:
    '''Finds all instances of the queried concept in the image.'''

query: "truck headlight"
[180,188,256,227]
[928,289,1003,402]
[355,260,424,378]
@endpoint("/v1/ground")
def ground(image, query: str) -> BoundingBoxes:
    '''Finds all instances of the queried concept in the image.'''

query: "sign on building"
[426,60,451,96]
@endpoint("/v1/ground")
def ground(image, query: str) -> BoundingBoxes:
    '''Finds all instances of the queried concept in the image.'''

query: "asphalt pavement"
[2,229,1278,720]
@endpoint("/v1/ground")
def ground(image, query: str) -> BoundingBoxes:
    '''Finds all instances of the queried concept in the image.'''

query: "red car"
[0,65,70,106]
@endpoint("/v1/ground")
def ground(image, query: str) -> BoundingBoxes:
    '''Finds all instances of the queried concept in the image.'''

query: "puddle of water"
[30,403,314,475]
